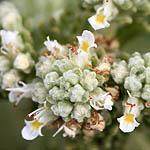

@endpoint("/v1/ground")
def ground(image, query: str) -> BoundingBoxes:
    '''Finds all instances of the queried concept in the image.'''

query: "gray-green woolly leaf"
[141,84,150,101]
[69,84,89,103]
[63,70,79,85]
[51,59,74,74]
[48,86,69,101]
[71,103,91,123]
[111,60,128,84]
[35,56,55,78]
[80,69,98,92]
[32,82,47,104]
[43,72,59,89]
[1,69,21,89]
[124,75,142,92]
[51,101,73,118]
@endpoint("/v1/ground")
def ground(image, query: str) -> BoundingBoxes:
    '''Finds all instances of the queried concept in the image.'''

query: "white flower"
[6,81,33,106]
[117,113,139,133]
[117,91,143,133]
[77,30,97,53]
[44,36,65,54]
[74,30,97,68]
[22,105,57,140]
[90,92,113,111]
[21,119,44,140]
[0,30,24,54]
[88,4,110,30]
[53,121,80,138]
[0,30,18,47]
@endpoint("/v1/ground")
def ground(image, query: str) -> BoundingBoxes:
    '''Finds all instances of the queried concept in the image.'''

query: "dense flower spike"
[0,0,150,146]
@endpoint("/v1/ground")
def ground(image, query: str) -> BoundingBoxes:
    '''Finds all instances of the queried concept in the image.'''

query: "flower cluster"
[0,2,35,90]
[19,30,118,140]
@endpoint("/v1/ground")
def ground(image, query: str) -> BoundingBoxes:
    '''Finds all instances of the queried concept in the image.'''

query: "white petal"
[8,91,24,103]
[82,30,95,44]
[21,120,39,140]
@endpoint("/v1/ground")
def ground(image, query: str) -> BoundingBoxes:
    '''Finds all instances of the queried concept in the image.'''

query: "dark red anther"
[27,114,30,118]
[32,117,35,120]
[34,113,37,116]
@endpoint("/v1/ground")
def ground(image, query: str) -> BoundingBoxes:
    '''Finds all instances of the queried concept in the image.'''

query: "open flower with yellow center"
[21,119,44,140]
[6,81,33,106]
[74,30,97,68]
[117,113,139,133]
[88,4,110,30]
[22,105,57,140]
[117,91,143,133]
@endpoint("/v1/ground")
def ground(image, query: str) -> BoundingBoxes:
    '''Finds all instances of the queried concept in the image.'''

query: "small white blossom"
[88,4,110,30]
[74,30,97,68]
[53,120,81,138]
[21,119,44,140]
[77,30,97,53]
[22,105,57,140]
[117,91,143,133]
[117,112,139,133]
[90,92,113,111]
[0,30,24,54]
[6,81,33,106]
[0,30,18,47]
[44,36,66,57]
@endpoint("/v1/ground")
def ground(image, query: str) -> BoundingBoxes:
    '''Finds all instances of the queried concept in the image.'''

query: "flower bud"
[32,82,47,104]
[52,59,74,74]
[80,69,98,91]
[141,84,150,101]
[2,69,21,89]
[35,56,55,78]
[111,60,128,84]
[43,72,59,89]
[48,86,69,102]
[69,84,89,103]
[71,103,91,122]
[14,53,35,73]
[51,101,73,118]
[0,56,10,73]
[124,75,142,92]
